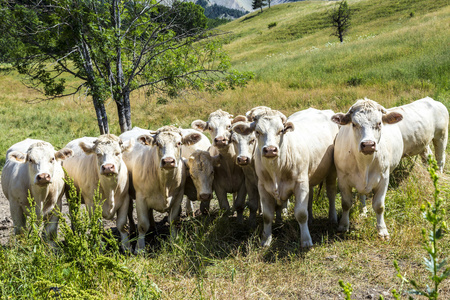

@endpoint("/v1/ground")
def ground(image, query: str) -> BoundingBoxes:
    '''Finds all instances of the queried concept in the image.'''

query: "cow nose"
[199,193,212,201]
[237,156,249,165]
[161,157,176,168]
[214,136,228,147]
[262,146,278,158]
[36,173,51,185]
[360,141,376,154]
[101,164,116,176]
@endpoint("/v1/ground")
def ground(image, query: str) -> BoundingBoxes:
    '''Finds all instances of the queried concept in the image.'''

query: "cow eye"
[255,131,261,137]
[115,152,120,156]
[249,139,255,145]
[50,157,55,163]
[177,142,181,147]
[28,158,34,164]
[227,125,231,130]
[352,123,356,128]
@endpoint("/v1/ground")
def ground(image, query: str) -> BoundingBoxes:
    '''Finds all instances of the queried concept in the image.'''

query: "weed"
[268,22,277,29]
[391,157,450,299]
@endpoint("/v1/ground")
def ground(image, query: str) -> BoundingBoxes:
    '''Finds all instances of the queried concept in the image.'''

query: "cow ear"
[382,112,403,124]
[232,122,254,135]
[232,115,247,124]
[331,113,351,125]
[183,133,202,146]
[212,154,221,167]
[8,151,26,163]
[187,155,195,169]
[55,148,74,161]
[283,121,295,133]
[79,141,96,154]
[137,134,154,146]
[191,120,208,132]
[121,139,134,153]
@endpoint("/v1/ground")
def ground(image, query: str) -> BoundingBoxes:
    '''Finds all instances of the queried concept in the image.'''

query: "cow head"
[231,117,257,166]
[8,142,73,186]
[79,134,134,177]
[138,126,202,169]
[245,106,272,122]
[186,150,220,201]
[191,109,234,149]
[331,98,403,155]
[233,109,294,159]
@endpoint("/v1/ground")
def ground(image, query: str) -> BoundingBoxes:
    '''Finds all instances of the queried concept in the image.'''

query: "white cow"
[388,97,448,171]
[62,134,134,250]
[230,117,260,227]
[332,98,404,240]
[192,110,247,223]
[1,139,73,244]
[233,108,339,247]
[121,126,202,252]
[121,127,215,216]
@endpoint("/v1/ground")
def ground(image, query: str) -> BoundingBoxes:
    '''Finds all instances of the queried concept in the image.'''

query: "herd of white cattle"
[1,97,448,252]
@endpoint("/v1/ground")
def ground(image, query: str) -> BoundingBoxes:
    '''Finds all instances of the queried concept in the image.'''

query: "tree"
[1,0,253,134]
[252,0,266,13]
[330,0,351,43]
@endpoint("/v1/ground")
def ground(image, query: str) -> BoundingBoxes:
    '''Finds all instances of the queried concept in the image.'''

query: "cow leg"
[168,193,183,239]
[116,194,131,252]
[275,200,288,223]
[234,183,247,224]
[10,199,26,235]
[433,129,448,172]
[338,183,353,232]
[259,185,276,247]
[372,179,389,240]
[294,181,312,248]
[326,170,338,224]
[359,194,368,217]
[43,196,62,247]
[185,198,194,217]
[308,188,313,226]
[135,196,150,253]
[246,181,259,228]
[214,185,231,212]
[127,199,136,235]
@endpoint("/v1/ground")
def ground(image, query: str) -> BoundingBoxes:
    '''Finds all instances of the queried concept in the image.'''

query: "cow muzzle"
[237,156,250,166]
[199,193,212,201]
[161,157,176,169]
[101,164,117,176]
[360,141,377,155]
[214,136,228,148]
[262,146,278,158]
[35,173,52,186]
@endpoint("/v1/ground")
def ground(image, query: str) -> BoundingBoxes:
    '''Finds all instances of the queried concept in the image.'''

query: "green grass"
[1,0,450,298]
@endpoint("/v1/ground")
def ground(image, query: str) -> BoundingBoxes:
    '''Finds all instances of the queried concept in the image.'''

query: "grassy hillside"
[0,0,450,298]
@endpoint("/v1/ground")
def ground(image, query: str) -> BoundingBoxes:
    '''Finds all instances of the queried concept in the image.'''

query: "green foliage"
[268,22,277,29]
[339,280,353,300]
[330,0,351,43]
[393,157,449,299]
[0,174,161,299]
[252,0,266,12]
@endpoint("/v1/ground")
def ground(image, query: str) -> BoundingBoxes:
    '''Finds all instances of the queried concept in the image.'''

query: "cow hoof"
[378,234,390,241]
[301,240,313,248]
[261,236,272,247]
[337,225,349,232]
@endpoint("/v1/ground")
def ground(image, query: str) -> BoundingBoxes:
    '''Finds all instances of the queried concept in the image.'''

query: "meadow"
[0,0,449,298]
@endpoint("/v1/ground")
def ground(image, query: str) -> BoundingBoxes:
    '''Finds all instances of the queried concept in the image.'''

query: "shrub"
[268,22,277,29]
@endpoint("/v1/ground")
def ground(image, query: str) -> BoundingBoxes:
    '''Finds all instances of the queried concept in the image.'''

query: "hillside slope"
[203,0,449,115]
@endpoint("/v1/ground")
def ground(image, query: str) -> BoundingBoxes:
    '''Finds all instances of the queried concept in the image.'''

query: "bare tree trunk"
[94,98,109,134]
[112,0,131,133]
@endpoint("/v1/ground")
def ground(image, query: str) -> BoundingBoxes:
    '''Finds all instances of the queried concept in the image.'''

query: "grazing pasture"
[0,0,449,298]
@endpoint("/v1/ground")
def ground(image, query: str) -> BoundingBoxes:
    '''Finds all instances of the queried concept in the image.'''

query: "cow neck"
[98,174,120,218]
[29,184,51,215]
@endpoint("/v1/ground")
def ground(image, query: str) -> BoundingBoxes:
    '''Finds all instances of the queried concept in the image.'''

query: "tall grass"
[0,0,449,298]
